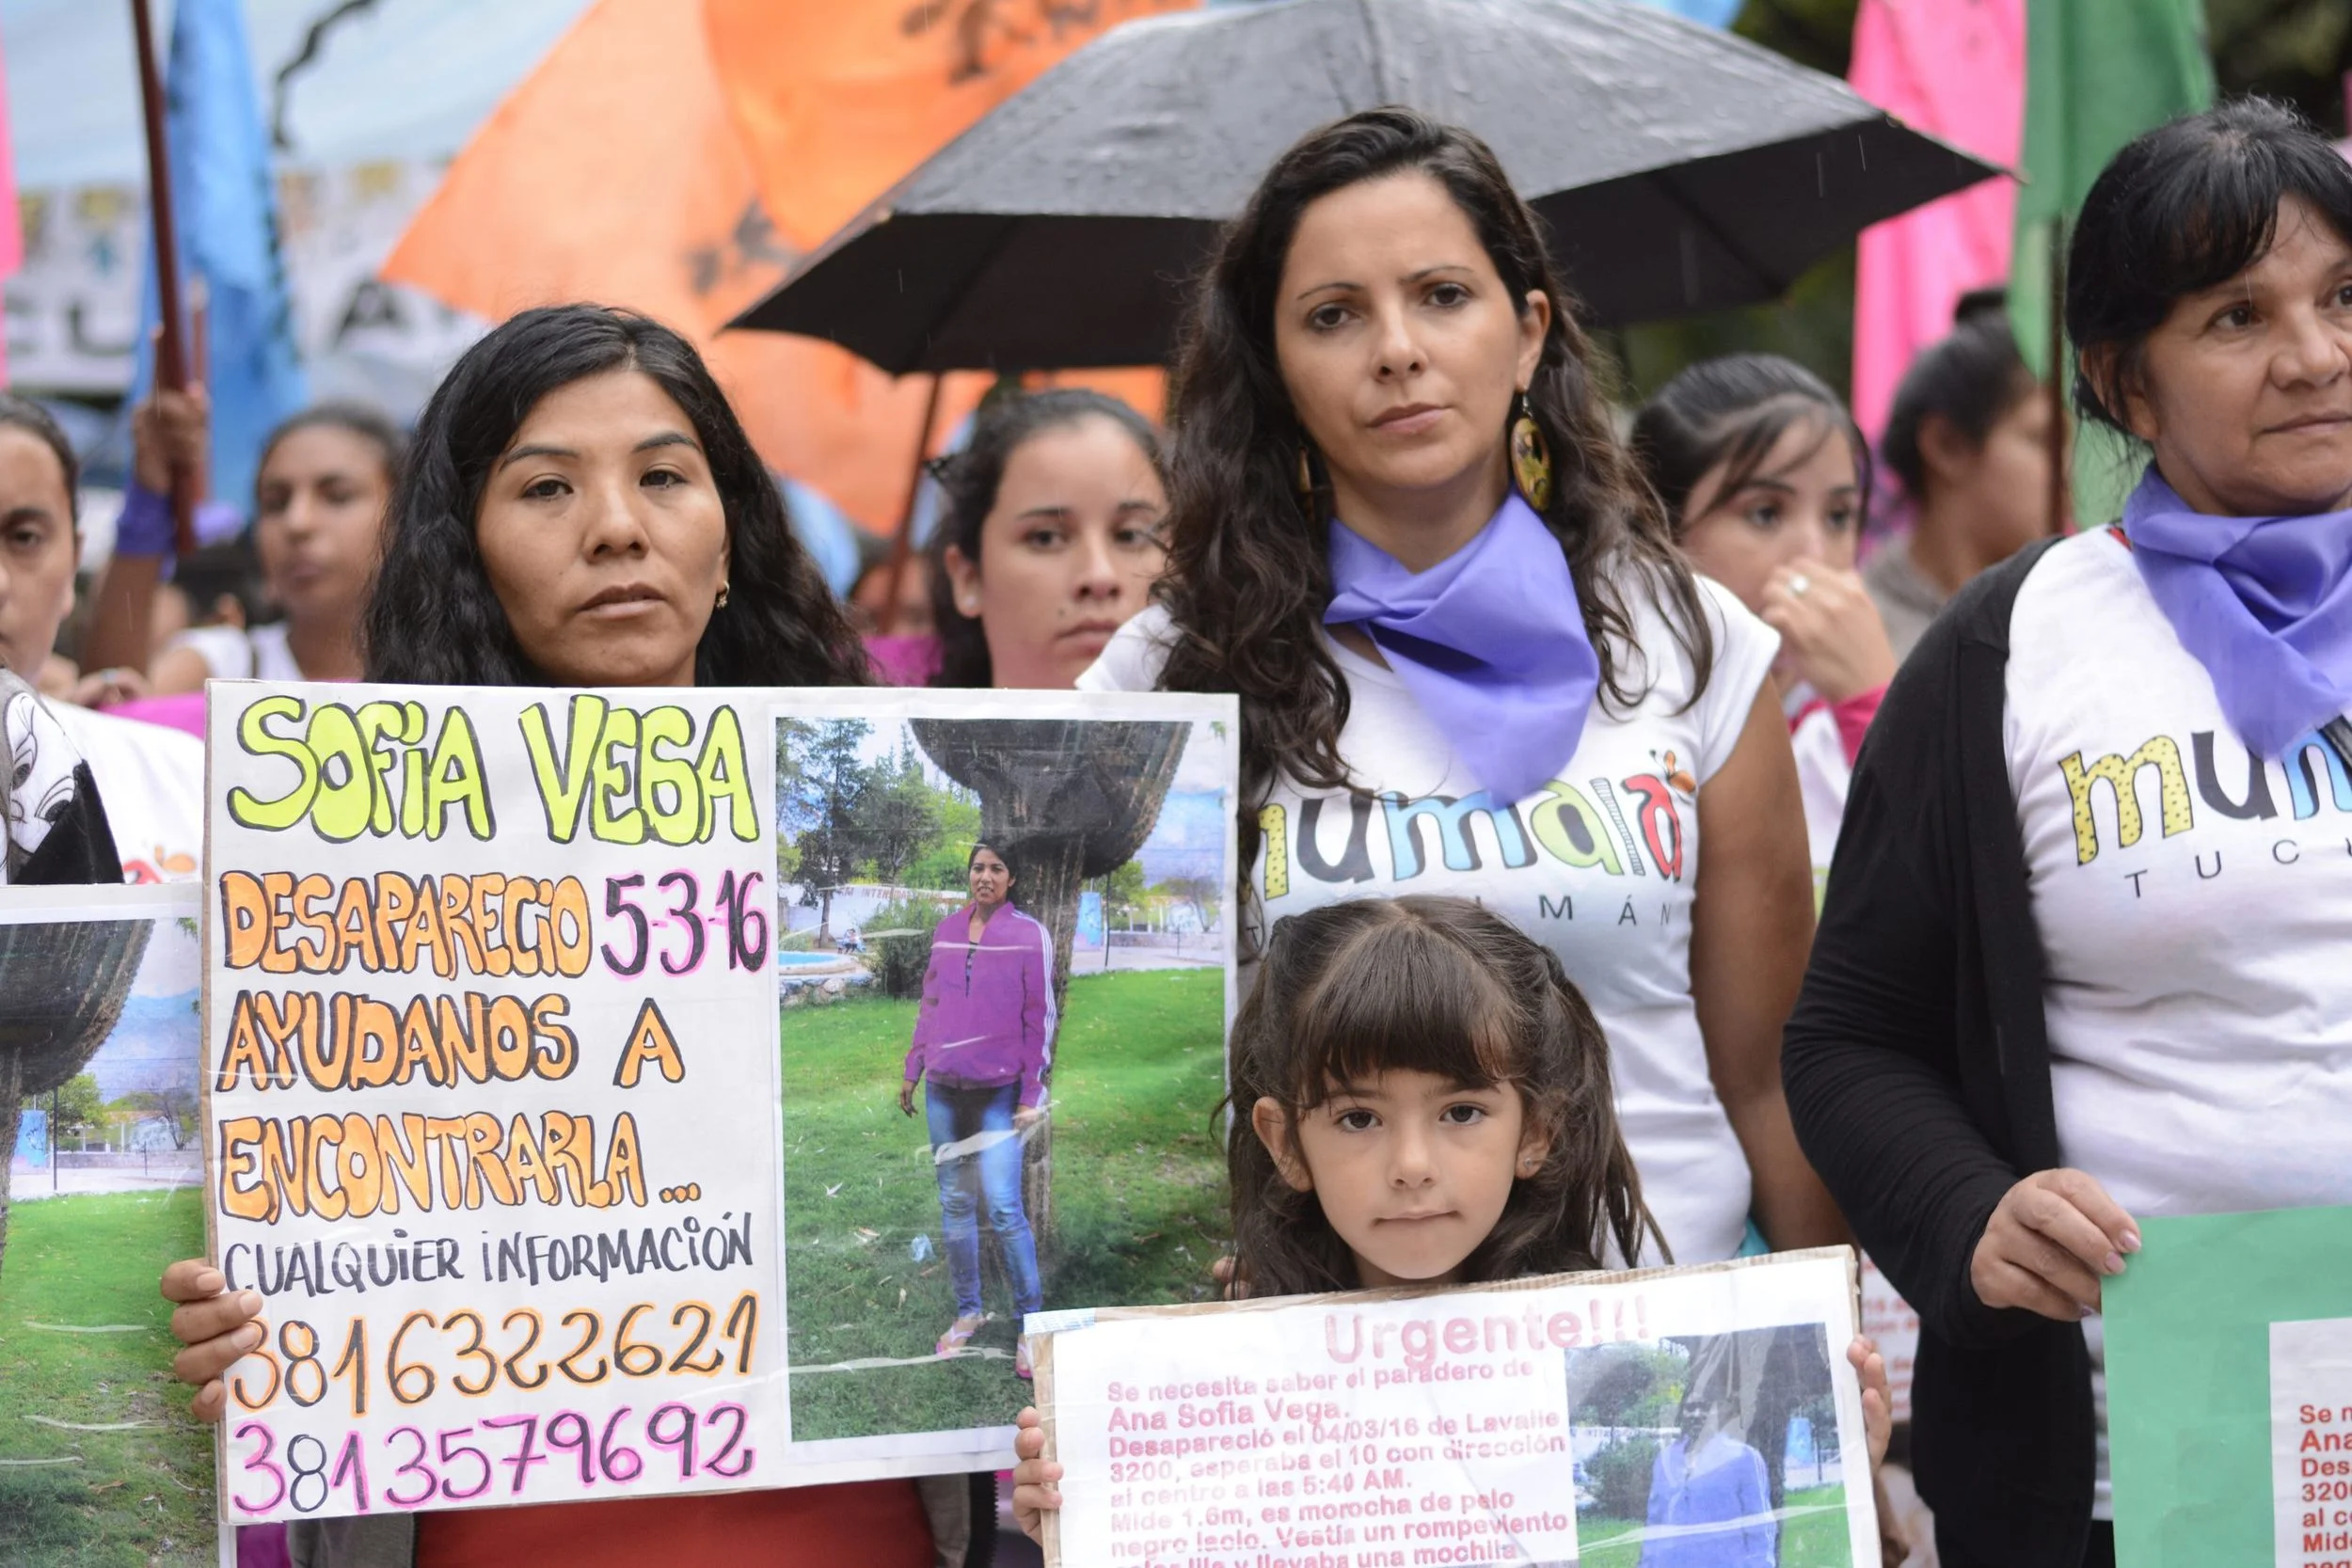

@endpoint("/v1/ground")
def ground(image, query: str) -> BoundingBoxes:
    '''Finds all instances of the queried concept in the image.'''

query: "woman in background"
[928,388,1168,689]
[1869,308,2058,659]
[1632,354,1894,884]
[151,403,402,689]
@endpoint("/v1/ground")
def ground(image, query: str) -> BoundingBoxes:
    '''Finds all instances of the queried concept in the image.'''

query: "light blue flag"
[132,0,307,516]
[1628,0,1742,24]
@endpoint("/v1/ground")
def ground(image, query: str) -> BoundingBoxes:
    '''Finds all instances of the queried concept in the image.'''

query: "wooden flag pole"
[129,0,198,556]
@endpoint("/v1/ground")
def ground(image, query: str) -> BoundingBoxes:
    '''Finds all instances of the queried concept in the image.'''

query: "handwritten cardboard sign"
[201,683,1242,1522]
[204,684,786,1525]
[1034,1249,1878,1568]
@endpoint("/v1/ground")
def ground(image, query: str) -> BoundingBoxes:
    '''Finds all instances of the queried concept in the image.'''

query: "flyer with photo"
[1,884,225,1567]
[770,688,1239,1481]
[1034,1247,1878,1568]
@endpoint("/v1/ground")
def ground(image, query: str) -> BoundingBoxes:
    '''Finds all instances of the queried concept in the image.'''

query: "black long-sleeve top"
[1780,539,2100,1566]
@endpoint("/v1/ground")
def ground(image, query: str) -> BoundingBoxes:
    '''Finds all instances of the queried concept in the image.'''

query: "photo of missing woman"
[772,693,1236,1456]
[1565,1323,1851,1568]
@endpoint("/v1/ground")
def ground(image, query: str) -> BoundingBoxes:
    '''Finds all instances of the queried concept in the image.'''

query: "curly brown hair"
[1151,109,1710,898]
[1227,896,1659,1296]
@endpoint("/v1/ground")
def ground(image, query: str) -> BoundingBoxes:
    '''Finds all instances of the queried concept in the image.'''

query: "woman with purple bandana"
[900,842,1056,1379]
[1082,108,1845,1272]
[1786,102,2352,1568]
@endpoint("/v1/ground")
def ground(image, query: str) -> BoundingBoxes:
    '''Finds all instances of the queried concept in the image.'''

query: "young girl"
[1009,895,1892,1540]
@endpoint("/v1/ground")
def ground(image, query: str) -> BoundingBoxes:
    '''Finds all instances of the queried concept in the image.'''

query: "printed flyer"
[2107,1204,2352,1567]
[771,689,1239,1481]
[0,883,225,1567]
[204,683,787,1525]
[1034,1247,1878,1568]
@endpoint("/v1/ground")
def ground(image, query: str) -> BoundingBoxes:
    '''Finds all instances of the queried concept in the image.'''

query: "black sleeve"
[1781,604,2034,1352]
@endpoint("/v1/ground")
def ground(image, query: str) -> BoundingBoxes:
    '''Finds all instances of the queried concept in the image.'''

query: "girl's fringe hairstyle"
[1225,896,1659,1296]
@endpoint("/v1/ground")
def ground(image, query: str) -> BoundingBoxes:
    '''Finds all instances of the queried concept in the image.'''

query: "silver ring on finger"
[1788,573,1811,596]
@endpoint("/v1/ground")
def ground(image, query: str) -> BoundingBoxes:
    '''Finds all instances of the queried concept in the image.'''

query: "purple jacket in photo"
[902,904,1057,1106]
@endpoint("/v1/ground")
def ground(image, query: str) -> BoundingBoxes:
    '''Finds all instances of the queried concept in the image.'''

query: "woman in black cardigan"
[1786,100,2352,1568]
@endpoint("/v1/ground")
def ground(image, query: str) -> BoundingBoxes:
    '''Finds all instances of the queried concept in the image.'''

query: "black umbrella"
[731,0,1998,373]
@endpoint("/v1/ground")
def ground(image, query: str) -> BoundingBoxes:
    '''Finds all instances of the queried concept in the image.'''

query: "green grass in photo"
[1574,1484,1851,1568]
[783,968,1225,1442]
[0,1186,217,1567]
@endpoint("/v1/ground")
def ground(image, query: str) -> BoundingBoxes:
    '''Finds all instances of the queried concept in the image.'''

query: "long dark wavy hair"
[364,305,866,687]
[927,388,1163,689]
[1154,109,1709,836]
[1229,896,1659,1295]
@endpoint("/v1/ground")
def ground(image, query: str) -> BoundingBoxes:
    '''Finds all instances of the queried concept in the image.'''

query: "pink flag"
[0,29,21,387]
[1849,0,2025,443]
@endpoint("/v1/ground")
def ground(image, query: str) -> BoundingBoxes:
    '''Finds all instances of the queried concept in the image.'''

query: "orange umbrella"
[383,0,1183,531]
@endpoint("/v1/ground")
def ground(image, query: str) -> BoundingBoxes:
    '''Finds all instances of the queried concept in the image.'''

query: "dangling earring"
[1509,392,1552,513]
[714,580,731,610]
[1295,441,1318,518]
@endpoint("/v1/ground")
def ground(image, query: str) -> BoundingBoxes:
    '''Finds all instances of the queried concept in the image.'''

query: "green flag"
[2010,0,2214,526]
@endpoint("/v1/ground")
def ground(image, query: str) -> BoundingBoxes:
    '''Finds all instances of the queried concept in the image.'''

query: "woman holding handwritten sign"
[160,305,937,1566]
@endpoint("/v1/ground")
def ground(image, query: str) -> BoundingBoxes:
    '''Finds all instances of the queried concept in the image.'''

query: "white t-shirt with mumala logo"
[2006,526,2352,1514]
[1082,578,1779,1266]
[2007,526,2352,1220]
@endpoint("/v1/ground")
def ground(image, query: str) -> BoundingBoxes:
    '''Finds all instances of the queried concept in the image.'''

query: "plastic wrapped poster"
[2106,1205,2352,1566]
[1033,1247,1880,1568]
[201,682,1238,1527]
[1,884,230,1568]
[768,689,1238,1482]
[204,684,787,1526]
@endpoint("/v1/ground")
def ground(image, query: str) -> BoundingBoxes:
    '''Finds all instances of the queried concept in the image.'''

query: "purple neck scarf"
[1324,494,1598,803]
[2122,467,2352,758]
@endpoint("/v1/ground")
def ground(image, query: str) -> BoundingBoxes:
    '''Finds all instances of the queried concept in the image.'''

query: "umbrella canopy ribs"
[735,0,1999,371]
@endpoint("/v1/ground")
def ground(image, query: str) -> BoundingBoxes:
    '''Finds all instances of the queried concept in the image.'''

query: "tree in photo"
[776,717,876,943]
[0,917,150,1260]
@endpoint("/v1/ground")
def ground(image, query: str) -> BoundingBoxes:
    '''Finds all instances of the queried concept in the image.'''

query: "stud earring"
[714,580,731,610]
[1509,391,1552,513]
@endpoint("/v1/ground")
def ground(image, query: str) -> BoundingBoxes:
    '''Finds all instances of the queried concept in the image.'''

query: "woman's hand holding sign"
[1969,1168,2141,1320]
[1010,1406,1058,1544]
[162,1259,264,1422]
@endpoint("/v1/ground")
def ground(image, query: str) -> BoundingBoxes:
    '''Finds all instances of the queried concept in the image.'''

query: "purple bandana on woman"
[2122,467,2352,758]
[1324,493,1598,804]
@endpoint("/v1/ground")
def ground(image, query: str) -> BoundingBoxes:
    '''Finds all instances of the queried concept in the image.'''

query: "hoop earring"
[1295,442,1318,518]
[714,580,731,610]
[1509,393,1552,513]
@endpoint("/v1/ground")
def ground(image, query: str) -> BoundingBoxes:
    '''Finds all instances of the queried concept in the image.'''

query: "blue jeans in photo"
[925,1080,1043,1323]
